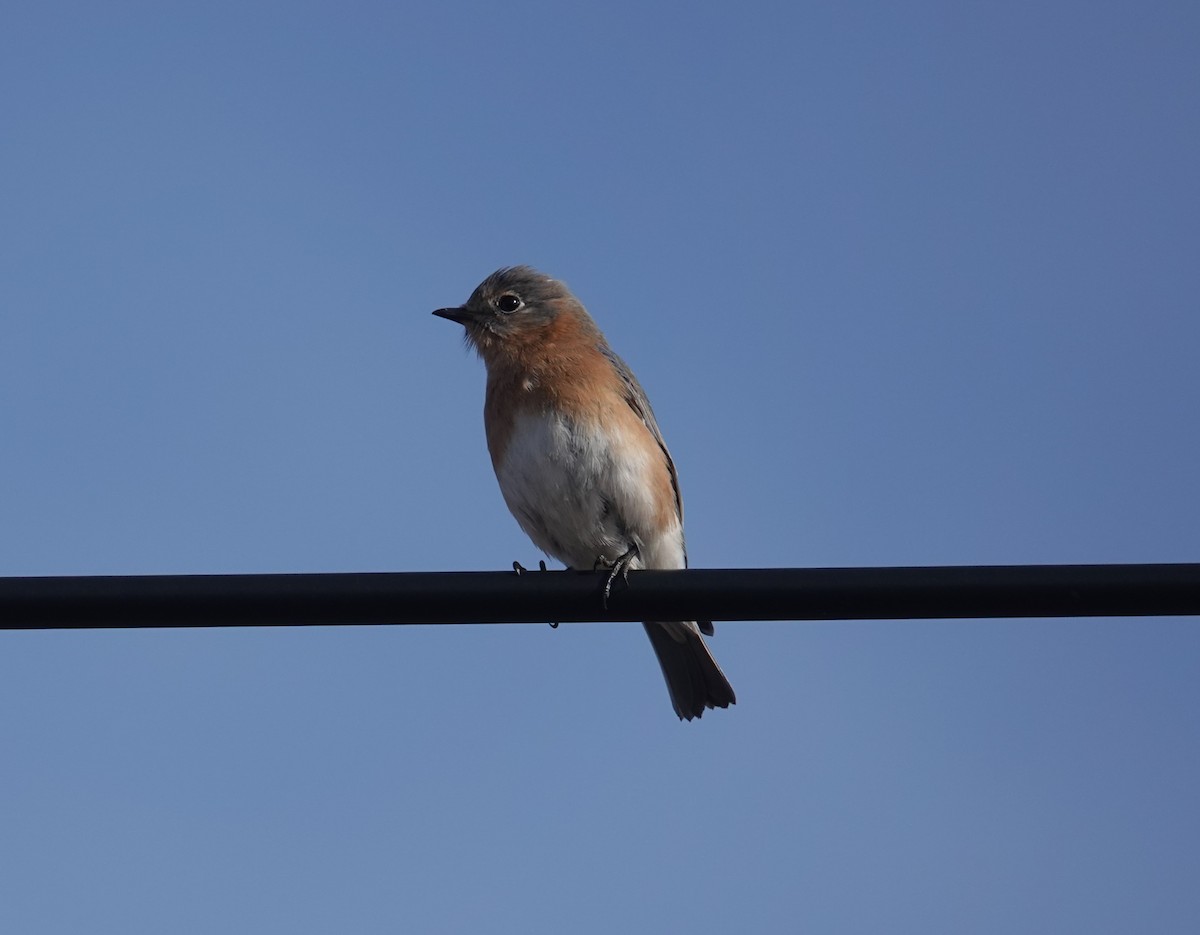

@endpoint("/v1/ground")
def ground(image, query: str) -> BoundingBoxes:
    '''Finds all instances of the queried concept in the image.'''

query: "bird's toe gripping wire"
[599,545,639,610]
[512,560,556,626]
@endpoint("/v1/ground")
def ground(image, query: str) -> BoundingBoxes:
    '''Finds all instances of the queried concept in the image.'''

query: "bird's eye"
[496,293,522,313]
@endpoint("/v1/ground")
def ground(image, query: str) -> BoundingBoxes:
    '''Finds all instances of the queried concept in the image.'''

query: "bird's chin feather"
[462,328,487,357]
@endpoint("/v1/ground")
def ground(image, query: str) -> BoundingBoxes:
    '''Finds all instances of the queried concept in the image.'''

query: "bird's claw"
[513,561,556,626]
[600,546,638,610]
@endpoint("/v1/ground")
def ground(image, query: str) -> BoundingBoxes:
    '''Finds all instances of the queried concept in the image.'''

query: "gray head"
[432,266,597,356]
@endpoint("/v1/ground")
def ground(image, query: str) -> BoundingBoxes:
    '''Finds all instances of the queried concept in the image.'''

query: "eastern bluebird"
[433,266,736,720]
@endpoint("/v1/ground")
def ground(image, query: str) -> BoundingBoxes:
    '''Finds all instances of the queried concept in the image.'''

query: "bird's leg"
[600,544,639,609]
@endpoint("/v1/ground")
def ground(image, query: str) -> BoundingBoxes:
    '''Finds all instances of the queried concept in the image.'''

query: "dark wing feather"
[596,343,701,579]
[597,343,683,527]
[599,345,718,639]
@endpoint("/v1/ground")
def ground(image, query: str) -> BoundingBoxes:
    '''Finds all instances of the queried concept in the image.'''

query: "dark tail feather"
[642,622,736,721]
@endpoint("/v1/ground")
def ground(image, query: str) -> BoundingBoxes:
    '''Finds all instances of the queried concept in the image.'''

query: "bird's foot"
[513,561,557,627]
[599,545,639,610]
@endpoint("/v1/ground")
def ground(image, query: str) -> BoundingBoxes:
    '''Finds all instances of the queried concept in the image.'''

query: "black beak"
[432,306,473,324]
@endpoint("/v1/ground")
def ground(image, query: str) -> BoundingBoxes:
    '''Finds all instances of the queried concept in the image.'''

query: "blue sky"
[2,1,1198,931]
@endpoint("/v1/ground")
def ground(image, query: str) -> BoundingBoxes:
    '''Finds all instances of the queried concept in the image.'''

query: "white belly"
[494,409,685,571]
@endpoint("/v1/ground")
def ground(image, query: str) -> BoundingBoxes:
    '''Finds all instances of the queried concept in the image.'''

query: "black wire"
[1,564,1198,630]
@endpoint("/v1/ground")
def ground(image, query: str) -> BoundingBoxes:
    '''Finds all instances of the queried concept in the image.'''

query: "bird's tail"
[642,622,736,720]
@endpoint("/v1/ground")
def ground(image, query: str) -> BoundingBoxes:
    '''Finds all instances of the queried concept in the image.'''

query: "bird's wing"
[598,343,684,529]
[599,343,711,634]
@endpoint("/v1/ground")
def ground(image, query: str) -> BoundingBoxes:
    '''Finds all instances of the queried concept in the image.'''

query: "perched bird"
[433,266,735,720]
